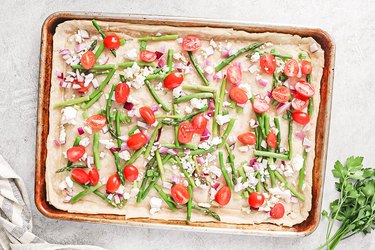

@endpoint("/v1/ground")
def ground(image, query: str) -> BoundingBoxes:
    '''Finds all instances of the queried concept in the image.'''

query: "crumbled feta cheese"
[185,106,192,114]
[83,126,92,135]
[99,152,106,159]
[292,154,304,172]
[204,65,214,74]
[250,52,260,62]
[125,48,137,60]
[59,126,66,144]
[209,39,217,48]
[79,137,90,147]
[223,101,231,107]
[238,146,250,152]
[123,192,130,200]
[61,107,77,125]
[209,166,222,177]
[162,182,172,190]
[238,83,252,98]
[176,37,183,44]
[131,74,146,89]
[249,119,258,128]
[190,98,208,109]
[58,181,67,190]
[130,188,139,197]
[99,139,116,149]
[198,142,211,150]
[216,114,231,125]
[118,150,131,161]
[172,86,183,98]
[210,136,222,146]
[65,177,73,189]
[202,47,214,58]
[198,202,211,208]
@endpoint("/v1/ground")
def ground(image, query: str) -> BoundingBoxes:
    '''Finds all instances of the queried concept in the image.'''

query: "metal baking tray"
[35,11,335,236]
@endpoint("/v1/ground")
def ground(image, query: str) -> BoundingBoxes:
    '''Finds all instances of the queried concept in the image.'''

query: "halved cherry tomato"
[103,35,120,49]
[270,203,285,219]
[284,59,299,77]
[292,111,310,125]
[139,106,156,124]
[140,50,157,62]
[272,86,290,103]
[182,35,201,51]
[81,50,96,70]
[115,83,130,104]
[259,54,276,74]
[164,72,184,89]
[127,133,148,150]
[292,98,309,111]
[229,87,248,104]
[67,146,85,162]
[106,173,121,193]
[227,66,242,85]
[215,186,231,206]
[89,168,99,185]
[178,121,194,144]
[295,81,315,98]
[86,114,107,130]
[248,192,265,208]
[237,132,256,145]
[192,114,207,135]
[301,60,312,75]
[123,165,139,182]
[73,80,90,93]
[71,168,89,184]
[267,132,277,149]
[252,98,270,114]
[171,184,190,205]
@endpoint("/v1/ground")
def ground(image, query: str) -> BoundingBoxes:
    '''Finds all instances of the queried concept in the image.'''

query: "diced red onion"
[295,131,305,140]
[203,114,211,120]
[200,128,211,141]
[303,123,312,132]
[87,156,94,166]
[167,149,178,155]
[228,48,237,56]
[281,160,286,166]
[159,147,168,154]
[157,59,165,67]
[205,59,211,66]
[77,127,84,135]
[205,74,213,81]
[159,45,167,53]
[276,102,291,115]
[264,95,271,103]
[101,125,109,134]
[79,29,90,39]
[207,111,214,117]
[124,102,134,111]
[146,134,151,141]
[212,182,220,190]
[249,158,257,166]
[155,127,162,142]
[261,140,267,149]
[182,149,190,155]
[171,175,181,183]
[120,143,129,151]
[150,104,159,112]
[137,121,149,130]
[233,62,242,69]
[155,51,164,59]
[213,72,223,80]
[59,49,71,56]
[237,103,246,108]
[53,139,61,147]
[196,157,205,165]
[266,91,273,98]
[55,71,64,79]
[186,61,191,66]
[258,78,269,87]
[109,147,121,154]
[63,196,72,203]
[303,137,312,147]
[221,50,229,58]
[252,162,262,171]
[91,78,99,89]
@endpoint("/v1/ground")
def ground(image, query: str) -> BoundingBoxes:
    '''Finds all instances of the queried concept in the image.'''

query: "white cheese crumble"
[185,106,192,114]
[250,52,260,62]
[209,166,222,177]
[172,86,183,98]
[79,137,90,147]
[99,139,116,149]
[65,176,73,189]
[310,43,319,53]
[210,136,222,146]
[125,48,137,60]
[149,197,162,215]
[118,150,131,161]
[292,154,304,172]
[238,83,252,98]
[61,107,77,125]
[59,126,66,144]
[131,74,146,89]
[216,114,231,125]
[190,98,208,109]
[238,146,250,152]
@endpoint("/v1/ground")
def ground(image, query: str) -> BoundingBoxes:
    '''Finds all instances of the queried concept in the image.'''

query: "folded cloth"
[0,155,106,250]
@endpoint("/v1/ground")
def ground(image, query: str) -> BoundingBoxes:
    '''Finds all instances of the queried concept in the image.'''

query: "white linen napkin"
[0,155,106,250]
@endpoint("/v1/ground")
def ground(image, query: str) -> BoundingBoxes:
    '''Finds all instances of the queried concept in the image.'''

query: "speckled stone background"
[0,0,374,249]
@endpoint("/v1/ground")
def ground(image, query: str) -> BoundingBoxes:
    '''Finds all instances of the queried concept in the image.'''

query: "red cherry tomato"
[106,173,121,193]
[292,111,310,125]
[73,80,90,93]
[139,106,156,124]
[86,114,107,131]
[229,87,248,104]
[227,66,242,85]
[301,60,312,75]
[140,50,157,62]
[182,35,201,51]
[89,168,99,185]
[192,114,207,135]
[292,98,309,111]
[248,192,265,208]
[164,72,184,89]
[260,54,276,74]
[127,133,148,150]
[123,165,139,182]
[80,50,96,70]
[103,35,120,49]
[295,81,315,98]
[171,184,190,205]
[67,146,85,162]
[270,203,285,219]
[215,186,231,206]
[115,83,130,104]
[178,121,194,144]
[71,168,89,184]
[237,132,256,145]
[252,98,270,114]
[284,59,299,77]
[272,86,291,103]
[266,132,277,149]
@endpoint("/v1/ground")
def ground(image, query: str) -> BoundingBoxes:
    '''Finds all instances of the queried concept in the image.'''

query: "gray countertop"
[0,0,374,249]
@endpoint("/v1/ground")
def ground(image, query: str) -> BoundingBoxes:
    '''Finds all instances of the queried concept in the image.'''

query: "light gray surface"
[0,0,374,249]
